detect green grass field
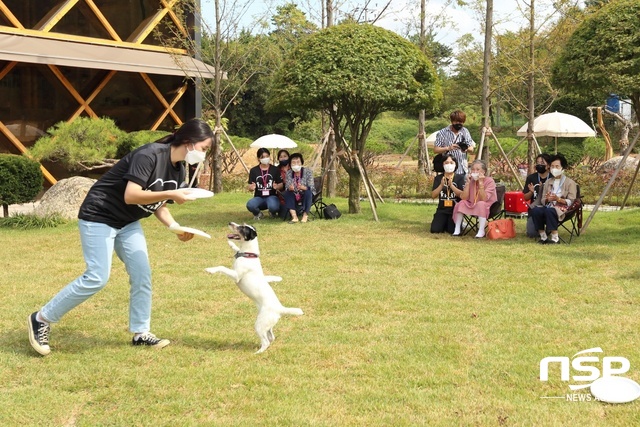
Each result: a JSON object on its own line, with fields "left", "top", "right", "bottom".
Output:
{"left": 1, "top": 193, "right": 639, "bottom": 426}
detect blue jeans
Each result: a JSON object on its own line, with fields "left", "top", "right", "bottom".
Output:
{"left": 246, "top": 196, "right": 280, "bottom": 216}
{"left": 41, "top": 219, "right": 153, "bottom": 333}
{"left": 531, "top": 206, "right": 559, "bottom": 233}
{"left": 284, "top": 190, "right": 313, "bottom": 214}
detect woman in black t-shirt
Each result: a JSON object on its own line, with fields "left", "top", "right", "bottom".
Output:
{"left": 430, "top": 154, "right": 465, "bottom": 234}
{"left": 246, "top": 148, "right": 283, "bottom": 220}
{"left": 27, "top": 119, "right": 214, "bottom": 356}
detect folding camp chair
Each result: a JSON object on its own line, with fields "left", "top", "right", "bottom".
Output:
{"left": 557, "top": 185, "right": 583, "bottom": 244}
{"left": 462, "top": 183, "right": 506, "bottom": 236}
{"left": 311, "top": 175, "right": 327, "bottom": 219}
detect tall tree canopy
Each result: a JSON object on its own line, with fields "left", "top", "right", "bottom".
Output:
{"left": 553, "top": 0, "right": 640, "bottom": 124}
{"left": 269, "top": 23, "right": 440, "bottom": 213}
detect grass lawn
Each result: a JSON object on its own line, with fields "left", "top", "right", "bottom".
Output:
{"left": 1, "top": 193, "right": 639, "bottom": 426}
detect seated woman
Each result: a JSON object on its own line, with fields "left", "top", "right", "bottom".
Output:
{"left": 530, "top": 153, "right": 577, "bottom": 244}
{"left": 284, "top": 152, "right": 315, "bottom": 223}
{"left": 276, "top": 149, "right": 291, "bottom": 218}
{"left": 246, "top": 148, "right": 283, "bottom": 220}
{"left": 430, "top": 154, "right": 465, "bottom": 234}
{"left": 452, "top": 160, "right": 497, "bottom": 238}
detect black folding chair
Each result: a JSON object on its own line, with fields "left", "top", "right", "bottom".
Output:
{"left": 557, "top": 185, "right": 583, "bottom": 244}
{"left": 462, "top": 184, "right": 506, "bottom": 236}
{"left": 311, "top": 176, "right": 327, "bottom": 219}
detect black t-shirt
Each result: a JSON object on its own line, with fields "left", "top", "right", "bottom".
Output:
{"left": 432, "top": 174, "right": 465, "bottom": 214}
{"left": 523, "top": 172, "right": 549, "bottom": 207}
{"left": 248, "top": 165, "right": 282, "bottom": 197}
{"left": 78, "top": 143, "right": 185, "bottom": 228}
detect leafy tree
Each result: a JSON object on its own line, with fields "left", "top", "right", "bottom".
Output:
{"left": 224, "top": 4, "right": 318, "bottom": 137}
{"left": 269, "top": 23, "right": 440, "bottom": 213}
{"left": 553, "top": 0, "right": 640, "bottom": 125}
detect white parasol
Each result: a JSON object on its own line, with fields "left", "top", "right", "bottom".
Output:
{"left": 425, "top": 131, "right": 438, "bottom": 148}
{"left": 250, "top": 134, "right": 298, "bottom": 149}
{"left": 516, "top": 111, "right": 596, "bottom": 153}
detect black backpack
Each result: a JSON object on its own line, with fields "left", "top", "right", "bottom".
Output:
{"left": 323, "top": 204, "right": 341, "bottom": 220}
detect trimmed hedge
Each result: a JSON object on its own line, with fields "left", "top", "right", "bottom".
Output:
{"left": 0, "top": 154, "right": 43, "bottom": 207}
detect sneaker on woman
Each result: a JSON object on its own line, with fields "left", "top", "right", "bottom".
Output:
{"left": 27, "top": 312, "right": 51, "bottom": 356}
{"left": 132, "top": 332, "right": 170, "bottom": 349}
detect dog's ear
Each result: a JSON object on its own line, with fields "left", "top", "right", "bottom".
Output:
{"left": 244, "top": 226, "right": 257, "bottom": 241}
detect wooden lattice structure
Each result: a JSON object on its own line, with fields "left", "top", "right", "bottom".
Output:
{"left": 0, "top": 0, "right": 214, "bottom": 184}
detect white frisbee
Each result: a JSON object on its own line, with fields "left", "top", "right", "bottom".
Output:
{"left": 184, "top": 188, "right": 214, "bottom": 199}
{"left": 169, "top": 225, "right": 211, "bottom": 239}
{"left": 590, "top": 376, "right": 640, "bottom": 404}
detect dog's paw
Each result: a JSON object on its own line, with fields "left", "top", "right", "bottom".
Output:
{"left": 204, "top": 267, "right": 221, "bottom": 275}
{"left": 264, "top": 275, "right": 282, "bottom": 283}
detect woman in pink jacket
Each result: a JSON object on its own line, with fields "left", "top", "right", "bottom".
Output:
{"left": 452, "top": 160, "right": 497, "bottom": 238}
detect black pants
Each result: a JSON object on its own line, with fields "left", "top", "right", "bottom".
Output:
{"left": 531, "top": 206, "right": 559, "bottom": 233}
{"left": 430, "top": 211, "right": 455, "bottom": 234}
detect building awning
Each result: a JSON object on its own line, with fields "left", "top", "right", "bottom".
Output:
{"left": 0, "top": 33, "right": 215, "bottom": 78}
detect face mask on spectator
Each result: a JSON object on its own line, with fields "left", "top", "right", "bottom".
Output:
{"left": 452, "top": 123, "right": 463, "bottom": 131}
{"left": 291, "top": 165, "right": 302, "bottom": 173}
{"left": 260, "top": 157, "right": 270, "bottom": 165}
{"left": 550, "top": 167, "right": 563, "bottom": 177}
{"left": 444, "top": 164, "right": 456, "bottom": 173}
{"left": 535, "top": 164, "right": 547, "bottom": 174}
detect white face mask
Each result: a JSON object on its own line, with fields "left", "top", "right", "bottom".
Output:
{"left": 291, "top": 165, "right": 302, "bottom": 173}
{"left": 260, "top": 157, "right": 271, "bottom": 165}
{"left": 185, "top": 144, "right": 206, "bottom": 165}
{"left": 443, "top": 164, "right": 456, "bottom": 173}
{"left": 470, "top": 172, "right": 480, "bottom": 181}
{"left": 550, "top": 167, "right": 563, "bottom": 177}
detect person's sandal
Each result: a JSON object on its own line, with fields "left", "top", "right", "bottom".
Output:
{"left": 288, "top": 219, "right": 299, "bottom": 224}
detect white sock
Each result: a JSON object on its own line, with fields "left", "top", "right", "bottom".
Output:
{"left": 539, "top": 232, "right": 547, "bottom": 241}
{"left": 453, "top": 213, "right": 463, "bottom": 235}
{"left": 36, "top": 311, "right": 48, "bottom": 324}
{"left": 550, "top": 233, "right": 559, "bottom": 242}
{"left": 476, "top": 217, "right": 487, "bottom": 238}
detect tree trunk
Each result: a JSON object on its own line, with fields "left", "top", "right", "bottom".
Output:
{"left": 481, "top": 0, "right": 493, "bottom": 166}
{"left": 418, "top": 110, "right": 428, "bottom": 174}
{"left": 212, "top": 120, "right": 223, "bottom": 193}
{"left": 212, "top": 0, "right": 223, "bottom": 193}
{"left": 526, "top": 0, "right": 536, "bottom": 173}
{"left": 346, "top": 166, "right": 361, "bottom": 213}
{"left": 417, "top": 0, "right": 428, "bottom": 176}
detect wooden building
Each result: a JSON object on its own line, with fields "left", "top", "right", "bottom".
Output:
{"left": 0, "top": 0, "right": 213, "bottom": 184}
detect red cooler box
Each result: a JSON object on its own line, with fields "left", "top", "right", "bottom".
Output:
{"left": 504, "top": 191, "right": 529, "bottom": 213}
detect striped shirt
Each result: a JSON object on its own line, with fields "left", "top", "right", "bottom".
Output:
{"left": 435, "top": 126, "right": 476, "bottom": 175}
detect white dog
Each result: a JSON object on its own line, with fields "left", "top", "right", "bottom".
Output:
{"left": 205, "top": 222, "right": 303, "bottom": 353}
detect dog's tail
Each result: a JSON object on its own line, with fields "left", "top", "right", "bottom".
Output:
{"left": 280, "top": 306, "right": 304, "bottom": 316}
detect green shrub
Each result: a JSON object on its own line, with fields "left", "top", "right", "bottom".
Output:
{"left": 0, "top": 213, "right": 66, "bottom": 229}
{"left": 0, "top": 154, "right": 43, "bottom": 209}
{"left": 490, "top": 137, "right": 527, "bottom": 159}
{"left": 29, "top": 117, "right": 127, "bottom": 171}
{"left": 555, "top": 141, "right": 584, "bottom": 167}
{"left": 116, "top": 130, "right": 170, "bottom": 158}
{"left": 583, "top": 137, "right": 606, "bottom": 160}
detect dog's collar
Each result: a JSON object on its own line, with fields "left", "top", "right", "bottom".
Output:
{"left": 234, "top": 252, "right": 259, "bottom": 259}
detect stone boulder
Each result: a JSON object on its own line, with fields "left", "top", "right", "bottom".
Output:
{"left": 35, "top": 176, "right": 96, "bottom": 219}
{"left": 599, "top": 156, "right": 639, "bottom": 172}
